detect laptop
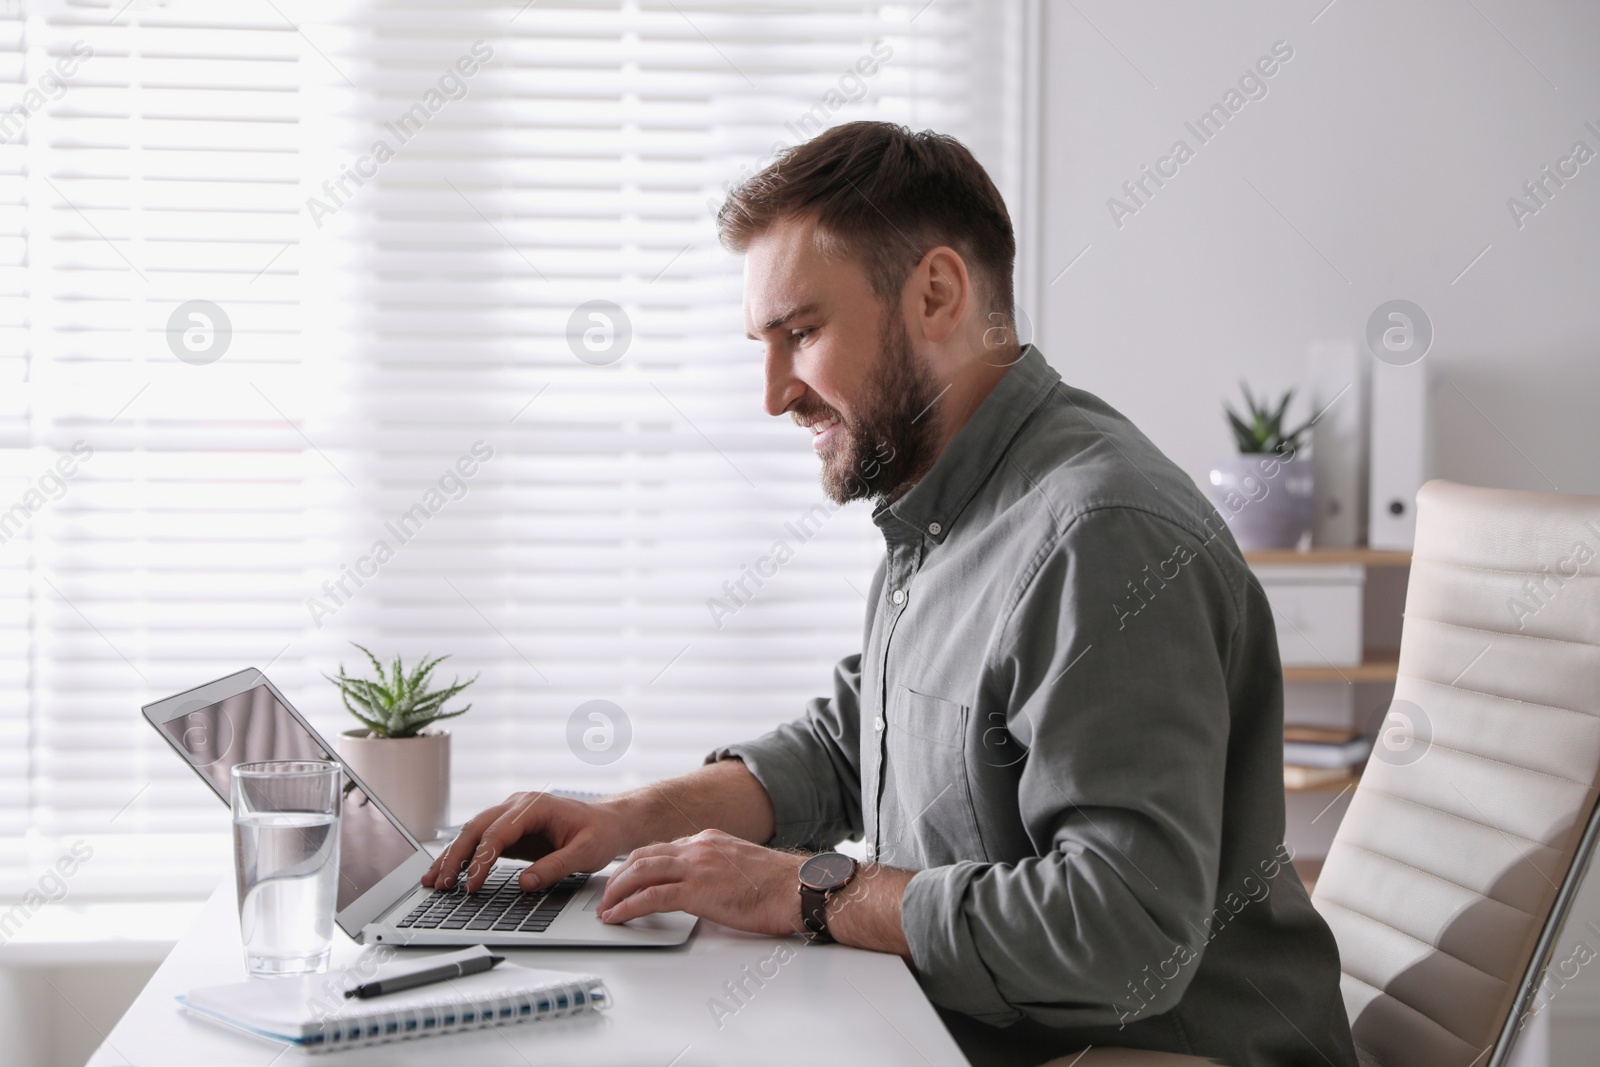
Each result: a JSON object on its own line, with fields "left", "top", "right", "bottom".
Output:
{"left": 143, "top": 667, "right": 697, "bottom": 948}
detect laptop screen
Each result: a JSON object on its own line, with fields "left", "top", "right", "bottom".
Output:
{"left": 159, "top": 684, "right": 420, "bottom": 912}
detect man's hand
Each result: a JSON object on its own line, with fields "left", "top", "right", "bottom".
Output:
{"left": 422, "top": 791, "right": 630, "bottom": 893}
{"left": 597, "top": 829, "right": 808, "bottom": 936}
{"left": 598, "top": 831, "right": 916, "bottom": 957}
{"left": 423, "top": 761, "right": 778, "bottom": 894}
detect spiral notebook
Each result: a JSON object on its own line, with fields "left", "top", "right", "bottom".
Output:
{"left": 178, "top": 946, "right": 608, "bottom": 1052}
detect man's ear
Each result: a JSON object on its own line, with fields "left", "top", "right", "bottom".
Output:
{"left": 909, "top": 246, "right": 971, "bottom": 345}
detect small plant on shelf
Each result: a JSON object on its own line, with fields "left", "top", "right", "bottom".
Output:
{"left": 1224, "top": 381, "right": 1315, "bottom": 456}
{"left": 325, "top": 643, "right": 477, "bottom": 739}
{"left": 1207, "top": 381, "right": 1318, "bottom": 550}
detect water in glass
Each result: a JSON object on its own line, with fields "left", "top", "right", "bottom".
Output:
{"left": 231, "top": 761, "right": 341, "bottom": 977}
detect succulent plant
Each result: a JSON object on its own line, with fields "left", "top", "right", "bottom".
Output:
{"left": 325, "top": 643, "right": 476, "bottom": 739}
{"left": 1224, "top": 381, "right": 1315, "bottom": 456}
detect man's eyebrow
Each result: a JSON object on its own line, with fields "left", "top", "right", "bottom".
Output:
{"left": 746, "top": 303, "right": 820, "bottom": 340}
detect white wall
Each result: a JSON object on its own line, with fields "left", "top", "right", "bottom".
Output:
{"left": 1033, "top": 0, "right": 1600, "bottom": 495}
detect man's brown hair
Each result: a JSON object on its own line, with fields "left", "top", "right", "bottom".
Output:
{"left": 717, "top": 121, "right": 1016, "bottom": 321}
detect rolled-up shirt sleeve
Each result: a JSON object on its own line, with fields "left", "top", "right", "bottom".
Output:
{"left": 706, "top": 650, "right": 866, "bottom": 850}
{"left": 902, "top": 506, "right": 1240, "bottom": 1028}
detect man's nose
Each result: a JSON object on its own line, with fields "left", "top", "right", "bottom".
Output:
{"left": 764, "top": 347, "right": 804, "bottom": 417}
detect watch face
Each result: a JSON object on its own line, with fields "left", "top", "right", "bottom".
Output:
{"left": 800, "top": 851, "right": 856, "bottom": 891}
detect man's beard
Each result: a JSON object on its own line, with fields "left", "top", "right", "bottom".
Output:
{"left": 794, "top": 312, "right": 942, "bottom": 506}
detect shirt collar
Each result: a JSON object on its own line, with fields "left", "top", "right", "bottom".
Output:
{"left": 872, "top": 344, "right": 1060, "bottom": 545}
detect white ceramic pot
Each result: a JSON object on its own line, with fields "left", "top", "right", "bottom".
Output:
{"left": 1206, "top": 452, "right": 1316, "bottom": 550}
{"left": 337, "top": 728, "right": 450, "bottom": 842}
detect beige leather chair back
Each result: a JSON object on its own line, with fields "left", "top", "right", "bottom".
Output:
{"left": 1313, "top": 480, "right": 1600, "bottom": 1067}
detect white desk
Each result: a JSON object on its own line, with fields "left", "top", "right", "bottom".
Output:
{"left": 88, "top": 881, "right": 970, "bottom": 1066}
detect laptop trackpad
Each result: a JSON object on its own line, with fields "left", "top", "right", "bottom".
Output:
{"left": 573, "top": 879, "right": 603, "bottom": 912}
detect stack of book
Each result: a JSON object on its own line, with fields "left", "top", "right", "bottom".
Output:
{"left": 1282, "top": 727, "right": 1374, "bottom": 789}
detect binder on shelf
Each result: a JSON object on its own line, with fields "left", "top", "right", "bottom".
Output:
{"left": 1367, "top": 358, "right": 1431, "bottom": 550}
{"left": 1306, "top": 340, "right": 1367, "bottom": 548}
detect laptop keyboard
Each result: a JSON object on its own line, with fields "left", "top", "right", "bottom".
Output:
{"left": 396, "top": 869, "right": 590, "bottom": 934}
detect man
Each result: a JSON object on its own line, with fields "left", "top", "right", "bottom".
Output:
{"left": 425, "top": 122, "right": 1357, "bottom": 1066}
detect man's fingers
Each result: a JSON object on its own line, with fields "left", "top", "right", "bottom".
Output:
{"left": 434, "top": 830, "right": 489, "bottom": 888}
{"left": 518, "top": 844, "right": 587, "bottom": 892}
{"left": 599, "top": 853, "right": 682, "bottom": 912}
{"left": 460, "top": 830, "right": 513, "bottom": 893}
{"left": 617, "top": 840, "right": 676, "bottom": 865}
{"left": 594, "top": 842, "right": 670, "bottom": 905}
{"left": 461, "top": 794, "right": 562, "bottom": 892}
{"left": 426, "top": 801, "right": 513, "bottom": 887}
{"left": 424, "top": 839, "right": 461, "bottom": 881}
{"left": 428, "top": 833, "right": 478, "bottom": 889}
{"left": 600, "top": 882, "right": 680, "bottom": 925}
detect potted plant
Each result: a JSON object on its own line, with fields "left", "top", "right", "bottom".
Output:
{"left": 1207, "top": 383, "right": 1316, "bottom": 551}
{"left": 327, "top": 644, "right": 476, "bottom": 842}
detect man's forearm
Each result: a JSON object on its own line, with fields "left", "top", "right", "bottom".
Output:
{"left": 602, "top": 757, "right": 776, "bottom": 851}
{"left": 827, "top": 862, "right": 913, "bottom": 958}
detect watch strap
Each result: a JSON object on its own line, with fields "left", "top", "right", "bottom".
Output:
{"left": 801, "top": 883, "right": 834, "bottom": 942}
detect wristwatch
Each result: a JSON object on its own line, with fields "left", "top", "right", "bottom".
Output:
{"left": 798, "top": 851, "right": 859, "bottom": 943}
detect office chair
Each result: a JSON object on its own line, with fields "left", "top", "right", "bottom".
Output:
{"left": 1054, "top": 480, "right": 1600, "bottom": 1067}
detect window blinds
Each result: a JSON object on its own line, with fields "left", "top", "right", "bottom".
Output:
{"left": 1, "top": 0, "right": 1026, "bottom": 900}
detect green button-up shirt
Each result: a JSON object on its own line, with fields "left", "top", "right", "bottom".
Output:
{"left": 710, "top": 346, "right": 1357, "bottom": 1066}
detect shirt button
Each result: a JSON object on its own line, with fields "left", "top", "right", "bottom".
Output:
{"left": 874, "top": 715, "right": 885, "bottom": 732}
{"left": 865, "top": 842, "right": 877, "bottom": 860}
{"left": 928, "top": 522, "right": 942, "bottom": 536}
{"left": 891, "top": 589, "right": 907, "bottom": 605}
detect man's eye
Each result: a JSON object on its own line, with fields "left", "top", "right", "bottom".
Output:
{"left": 790, "top": 327, "right": 814, "bottom": 343}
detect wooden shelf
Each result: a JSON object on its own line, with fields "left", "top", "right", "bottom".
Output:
{"left": 1284, "top": 767, "right": 1362, "bottom": 793}
{"left": 1282, "top": 652, "right": 1399, "bottom": 683}
{"left": 1245, "top": 547, "right": 1412, "bottom": 567}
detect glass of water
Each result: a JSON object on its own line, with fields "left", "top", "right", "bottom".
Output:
{"left": 231, "top": 760, "right": 341, "bottom": 977}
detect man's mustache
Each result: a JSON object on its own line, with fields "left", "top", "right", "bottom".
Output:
{"left": 790, "top": 399, "right": 847, "bottom": 430}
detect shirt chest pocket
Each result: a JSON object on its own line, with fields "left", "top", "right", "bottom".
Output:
{"left": 883, "top": 687, "right": 986, "bottom": 866}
